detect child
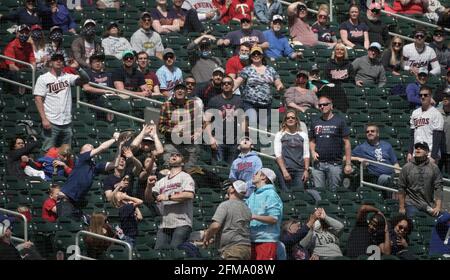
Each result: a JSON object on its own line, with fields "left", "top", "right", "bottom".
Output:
{"left": 42, "top": 184, "right": 60, "bottom": 222}
{"left": 111, "top": 187, "right": 143, "bottom": 247}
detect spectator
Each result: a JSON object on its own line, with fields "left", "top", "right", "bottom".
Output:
{"left": 205, "top": 76, "right": 243, "bottom": 164}
{"left": 37, "top": 144, "right": 74, "bottom": 181}
{"left": 389, "top": 214, "right": 417, "bottom": 259}
{"left": 136, "top": 51, "right": 161, "bottom": 96}
{"left": 233, "top": 46, "right": 284, "bottom": 132}
{"left": 339, "top": 5, "right": 369, "bottom": 49}
{"left": 324, "top": 42, "right": 354, "bottom": 84}
{"left": 111, "top": 187, "right": 143, "bottom": 247}
{"left": 0, "top": 218, "right": 42, "bottom": 260}
{"left": 156, "top": 48, "right": 184, "bottom": 97}
{"left": 103, "top": 144, "right": 143, "bottom": 202}
{"left": 287, "top": 1, "right": 318, "bottom": 47}
{"left": 346, "top": 204, "right": 391, "bottom": 258}
{"left": 263, "top": 15, "right": 302, "bottom": 61}
{"left": 229, "top": 136, "right": 262, "bottom": 197}
{"left": 172, "top": 0, "right": 206, "bottom": 33}
{"left": 434, "top": 67, "right": 450, "bottom": 104}
{"left": 102, "top": 21, "right": 132, "bottom": 60}
{"left": 360, "top": 1, "right": 389, "bottom": 47}
{"left": 225, "top": 42, "right": 250, "bottom": 80}
{"left": 406, "top": 67, "right": 430, "bottom": 109}
{"left": 408, "top": 86, "right": 444, "bottom": 163}
{"left": 151, "top": 0, "right": 182, "bottom": 34}
{"left": 30, "top": 24, "right": 47, "bottom": 71}
{"left": 56, "top": 132, "right": 121, "bottom": 220}
{"left": 429, "top": 28, "right": 450, "bottom": 75}
{"left": 7, "top": 135, "right": 41, "bottom": 179}
{"left": 182, "top": 0, "right": 219, "bottom": 22}
{"left": 112, "top": 50, "right": 150, "bottom": 97}
{"left": 403, "top": 27, "right": 441, "bottom": 76}
{"left": 254, "top": 0, "right": 283, "bottom": 24}
{"left": 203, "top": 180, "right": 252, "bottom": 260}
{"left": 228, "top": 0, "right": 255, "bottom": 22}
{"left": 274, "top": 110, "right": 312, "bottom": 194}
{"left": 84, "top": 212, "right": 114, "bottom": 259}
{"left": 217, "top": 14, "right": 269, "bottom": 55}
{"left": 428, "top": 211, "right": 450, "bottom": 255}
{"left": 381, "top": 36, "right": 404, "bottom": 75}
{"left": 309, "top": 95, "right": 352, "bottom": 191}
{"left": 33, "top": 53, "right": 90, "bottom": 151}
{"left": 96, "top": 0, "right": 121, "bottom": 9}
{"left": 399, "top": 142, "right": 443, "bottom": 218}
{"left": 351, "top": 123, "right": 400, "bottom": 188}
{"left": 145, "top": 152, "right": 196, "bottom": 249}
{"left": 159, "top": 83, "right": 203, "bottom": 169}
{"left": 213, "top": 0, "right": 231, "bottom": 24}
{"left": 300, "top": 208, "right": 344, "bottom": 260}
{"left": 187, "top": 34, "right": 222, "bottom": 84}
{"left": 45, "top": 26, "right": 74, "bottom": 67}
{"left": 184, "top": 76, "right": 203, "bottom": 110}
{"left": 71, "top": 19, "right": 103, "bottom": 69}
{"left": 280, "top": 215, "right": 315, "bottom": 260}
{"left": 246, "top": 167, "right": 283, "bottom": 260}
{"left": 352, "top": 42, "right": 387, "bottom": 88}
{"left": 0, "top": 0, "right": 42, "bottom": 26}
{"left": 438, "top": 92, "right": 450, "bottom": 174}
{"left": 40, "top": 0, "right": 76, "bottom": 34}
{"left": 132, "top": 12, "right": 164, "bottom": 59}
{"left": 42, "top": 184, "right": 60, "bottom": 222}
{"left": 311, "top": 4, "right": 337, "bottom": 48}
{"left": 385, "top": 0, "right": 429, "bottom": 14}
{"left": 284, "top": 71, "right": 318, "bottom": 113}
{"left": 196, "top": 67, "right": 225, "bottom": 106}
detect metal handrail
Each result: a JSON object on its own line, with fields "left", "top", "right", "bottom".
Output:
{"left": 75, "top": 230, "right": 133, "bottom": 260}
{"left": 0, "top": 54, "right": 35, "bottom": 91}
{"left": 381, "top": 10, "right": 450, "bottom": 33}
{"left": 0, "top": 208, "right": 28, "bottom": 242}
{"left": 86, "top": 82, "right": 164, "bottom": 105}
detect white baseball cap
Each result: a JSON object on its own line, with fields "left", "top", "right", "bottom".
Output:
{"left": 368, "top": 42, "right": 382, "bottom": 52}
{"left": 418, "top": 67, "right": 428, "bottom": 75}
{"left": 83, "top": 19, "right": 96, "bottom": 27}
{"left": 232, "top": 180, "right": 248, "bottom": 195}
{"left": 259, "top": 168, "right": 276, "bottom": 184}
{"left": 272, "top": 15, "right": 284, "bottom": 22}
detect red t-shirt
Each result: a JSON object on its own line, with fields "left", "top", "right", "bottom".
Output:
{"left": 225, "top": 55, "right": 245, "bottom": 76}
{"left": 229, "top": 0, "right": 254, "bottom": 21}
{"left": 2, "top": 38, "right": 35, "bottom": 68}
{"left": 143, "top": 71, "right": 160, "bottom": 93}
{"left": 385, "top": 0, "right": 426, "bottom": 14}
{"left": 42, "top": 198, "right": 57, "bottom": 222}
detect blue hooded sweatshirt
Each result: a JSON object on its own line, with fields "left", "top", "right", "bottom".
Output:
{"left": 246, "top": 184, "right": 283, "bottom": 243}
{"left": 229, "top": 151, "right": 262, "bottom": 197}
{"left": 429, "top": 211, "right": 450, "bottom": 256}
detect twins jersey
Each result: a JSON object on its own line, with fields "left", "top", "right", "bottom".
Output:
{"left": 410, "top": 106, "right": 444, "bottom": 152}
{"left": 402, "top": 43, "right": 440, "bottom": 75}
{"left": 182, "top": 0, "right": 216, "bottom": 20}
{"left": 33, "top": 71, "right": 79, "bottom": 126}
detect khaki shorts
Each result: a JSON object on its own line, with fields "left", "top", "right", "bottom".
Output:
{"left": 221, "top": 244, "right": 251, "bottom": 260}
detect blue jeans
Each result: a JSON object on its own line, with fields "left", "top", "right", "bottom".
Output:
{"left": 155, "top": 225, "right": 192, "bottom": 250}
{"left": 41, "top": 122, "right": 73, "bottom": 152}
{"left": 405, "top": 204, "right": 420, "bottom": 218}
{"left": 278, "top": 168, "right": 304, "bottom": 192}
{"left": 56, "top": 197, "right": 82, "bottom": 221}
{"left": 311, "top": 162, "right": 342, "bottom": 192}
{"left": 216, "top": 144, "right": 237, "bottom": 165}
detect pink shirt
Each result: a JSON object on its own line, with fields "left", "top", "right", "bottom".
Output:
{"left": 289, "top": 17, "right": 318, "bottom": 47}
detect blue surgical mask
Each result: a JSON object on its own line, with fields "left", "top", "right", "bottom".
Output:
{"left": 19, "top": 34, "right": 30, "bottom": 43}
{"left": 239, "top": 54, "right": 249, "bottom": 61}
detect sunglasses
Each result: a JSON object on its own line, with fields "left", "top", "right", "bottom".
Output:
{"left": 285, "top": 116, "right": 297, "bottom": 120}
{"left": 419, "top": 94, "right": 430, "bottom": 97}
{"left": 366, "top": 129, "right": 376, "bottom": 133}
{"left": 318, "top": 103, "right": 330, "bottom": 108}
{"left": 415, "top": 34, "right": 425, "bottom": 39}
{"left": 371, "top": 8, "right": 380, "bottom": 13}
{"left": 185, "top": 81, "right": 196, "bottom": 86}
{"left": 123, "top": 56, "right": 134, "bottom": 61}
{"left": 164, "top": 54, "right": 174, "bottom": 60}
{"left": 222, "top": 81, "right": 233, "bottom": 85}
{"left": 298, "top": 6, "right": 307, "bottom": 11}
{"left": 142, "top": 18, "right": 152, "bottom": 22}
{"left": 251, "top": 52, "right": 262, "bottom": 56}
{"left": 241, "top": 19, "right": 251, "bottom": 23}
{"left": 393, "top": 42, "right": 402, "bottom": 46}
{"left": 170, "top": 153, "right": 182, "bottom": 157}
{"left": 434, "top": 33, "right": 443, "bottom": 37}
{"left": 318, "top": 15, "right": 327, "bottom": 19}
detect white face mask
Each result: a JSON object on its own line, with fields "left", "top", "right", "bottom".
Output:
{"left": 313, "top": 220, "right": 321, "bottom": 231}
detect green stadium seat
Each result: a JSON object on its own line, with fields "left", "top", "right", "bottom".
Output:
{"left": 57, "top": 217, "right": 84, "bottom": 232}
{"left": 134, "top": 245, "right": 160, "bottom": 260}
{"left": 104, "top": 244, "right": 132, "bottom": 260}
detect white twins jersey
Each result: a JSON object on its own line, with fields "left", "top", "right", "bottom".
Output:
{"left": 182, "top": 0, "right": 215, "bottom": 13}
{"left": 410, "top": 106, "right": 444, "bottom": 152}
{"left": 403, "top": 43, "right": 438, "bottom": 70}
{"left": 33, "top": 71, "right": 79, "bottom": 126}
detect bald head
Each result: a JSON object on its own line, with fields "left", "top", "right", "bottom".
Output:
{"left": 80, "top": 144, "right": 94, "bottom": 154}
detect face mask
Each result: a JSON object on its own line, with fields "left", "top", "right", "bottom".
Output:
{"left": 313, "top": 220, "right": 321, "bottom": 231}
{"left": 200, "top": 50, "right": 211, "bottom": 58}
{"left": 239, "top": 54, "right": 249, "bottom": 61}
{"left": 19, "top": 34, "right": 30, "bottom": 43}
{"left": 84, "top": 27, "right": 96, "bottom": 38}
{"left": 50, "top": 32, "right": 63, "bottom": 42}
{"left": 31, "top": 30, "right": 42, "bottom": 41}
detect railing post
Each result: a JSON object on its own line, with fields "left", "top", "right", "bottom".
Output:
{"left": 329, "top": 0, "right": 333, "bottom": 22}
{"left": 0, "top": 208, "right": 28, "bottom": 242}
{"left": 75, "top": 230, "right": 133, "bottom": 260}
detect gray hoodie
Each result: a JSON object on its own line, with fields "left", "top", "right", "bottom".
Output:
{"left": 398, "top": 158, "right": 443, "bottom": 210}
{"left": 352, "top": 55, "right": 387, "bottom": 88}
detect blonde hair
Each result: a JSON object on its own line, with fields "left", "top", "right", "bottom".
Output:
{"left": 389, "top": 36, "right": 404, "bottom": 67}
{"left": 331, "top": 42, "right": 349, "bottom": 60}
{"left": 318, "top": 4, "right": 329, "bottom": 15}
{"left": 280, "top": 109, "right": 301, "bottom": 132}
{"left": 58, "top": 144, "right": 71, "bottom": 157}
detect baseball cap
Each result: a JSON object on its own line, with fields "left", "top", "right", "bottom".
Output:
{"left": 122, "top": 50, "right": 135, "bottom": 59}
{"left": 0, "top": 217, "right": 13, "bottom": 238}
{"left": 311, "top": 64, "right": 320, "bottom": 73}
{"left": 259, "top": 168, "right": 276, "bottom": 184}
{"left": 297, "top": 69, "right": 309, "bottom": 77}
{"left": 368, "top": 42, "right": 382, "bottom": 52}
{"left": 163, "top": 48, "right": 175, "bottom": 56}
{"left": 240, "top": 14, "right": 252, "bottom": 22}
{"left": 141, "top": 11, "right": 151, "bottom": 19}
{"left": 83, "top": 19, "right": 96, "bottom": 27}
{"left": 272, "top": 14, "right": 284, "bottom": 23}
{"left": 174, "top": 82, "right": 187, "bottom": 90}
{"left": 143, "top": 135, "right": 154, "bottom": 141}
{"left": 17, "top": 24, "right": 30, "bottom": 33}
{"left": 89, "top": 52, "right": 106, "bottom": 62}
{"left": 418, "top": 67, "right": 428, "bottom": 75}
{"left": 231, "top": 180, "right": 247, "bottom": 195}
{"left": 49, "top": 26, "right": 63, "bottom": 33}
{"left": 50, "top": 52, "right": 65, "bottom": 61}
{"left": 31, "top": 24, "right": 42, "bottom": 31}
{"left": 250, "top": 46, "right": 263, "bottom": 55}
{"left": 414, "top": 142, "right": 430, "bottom": 151}
{"left": 107, "top": 21, "right": 119, "bottom": 30}
{"left": 212, "top": 67, "right": 225, "bottom": 75}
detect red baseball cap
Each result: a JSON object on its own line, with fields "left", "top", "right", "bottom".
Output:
{"left": 31, "top": 24, "right": 42, "bottom": 31}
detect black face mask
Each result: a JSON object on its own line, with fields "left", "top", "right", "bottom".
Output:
{"left": 49, "top": 31, "right": 63, "bottom": 42}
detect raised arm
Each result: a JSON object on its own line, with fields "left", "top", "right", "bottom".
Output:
{"left": 90, "top": 132, "right": 120, "bottom": 157}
